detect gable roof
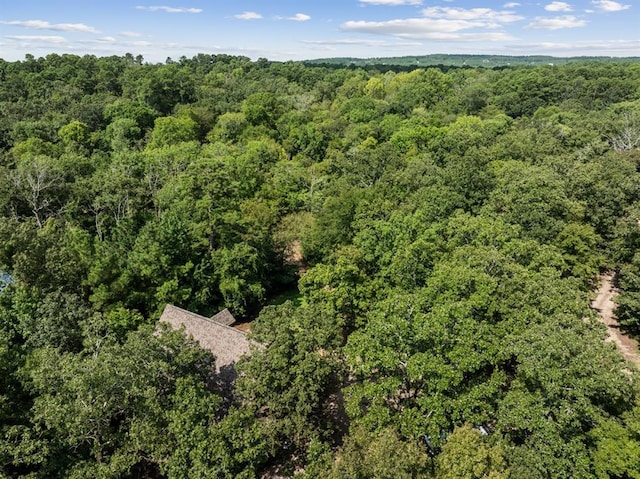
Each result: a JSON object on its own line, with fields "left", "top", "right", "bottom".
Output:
{"left": 159, "top": 304, "right": 252, "bottom": 381}
{"left": 211, "top": 308, "right": 236, "bottom": 326}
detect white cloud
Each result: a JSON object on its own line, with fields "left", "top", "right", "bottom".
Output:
{"left": 130, "top": 41, "right": 154, "bottom": 47}
{"left": 420, "top": 7, "right": 524, "bottom": 24}
{"left": 526, "top": 15, "right": 587, "bottom": 29}
{"left": 5, "top": 35, "right": 67, "bottom": 44}
{"left": 341, "top": 6, "right": 523, "bottom": 41}
{"left": 359, "top": 0, "right": 423, "bottom": 5}
{"left": 425, "top": 32, "right": 515, "bottom": 41}
{"left": 135, "top": 6, "right": 202, "bottom": 13}
{"left": 343, "top": 18, "right": 485, "bottom": 37}
{"left": 79, "top": 38, "right": 153, "bottom": 47}
{"left": 120, "top": 31, "right": 143, "bottom": 38}
{"left": 303, "top": 39, "right": 422, "bottom": 47}
{"left": 0, "top": 20, "right": 99, "bottom": 33}
{"left": 503, "top": 2, "right": 520, "bottom": 7}
{"left": 277, "top": 13, "right": 311, "bottom": 22}
{"left": 234, "top": 11, "right": 263, "bottom": 20}
{"left": 545, "top": 2, "right": 573, "bottom": 12}
{"left": 342, "top": 19, "right": 517, "bottom": 40}
{"left": 591, "top": 0, "right": 630, "bottom": 11}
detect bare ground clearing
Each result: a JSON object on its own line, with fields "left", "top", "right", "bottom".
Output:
{"left": 591, "top": 272, "right": 640, "bottom": 366}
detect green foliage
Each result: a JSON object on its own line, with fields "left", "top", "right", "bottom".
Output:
{"left": 591, "top": 400, "right": 640, "bottom": 479}
{"left": 21, "top": 325, "right": 217, "bottom": 477}
{"left": 148, "top": 115, "right": 198, "bottom": 148}
{"left": 436, "top": 424, "right": 509, "bottom": 479}
{"left": 237, "top": 301, "right": 345, "bottom": 461}
{"left": 616, "top": 257, "right": 640, "bottom": 334}
{"left": 485, "top": 160, "right": 579, "bottom": 243}
{"left": 208, "top": 112, "right": 248, "bottom": 143}
{"left": 128, "top": 63, "right": 195, "bottom": 114}
{"left": 164, "top": 381, "right": 268, "bottom": 479}
{"left": 303, "top": 187, "right": 361, "bottom": 260}
{"left": 103, "top": 98, "right": 157, "bottom": 130}
{"left": 300, "top": 246, "right": 373, "bottom": 328}
{"left": 58, "top": 120, "right": 90, "bottom": 154}
{"left": 496, "top": 316, "right": 635, "bottom": 477}
{"left": 213, "top": 242, "right": 265, "bottom": 315}
{"left": 1, "top": 54, "right": 640, "bottom": 478}
{"left": 105, "top": 117, "right": 141, "bottom": 152}
{"left": 387, "top": 68, "right": 452, "bottom": 115}
{"left": 242, "top": 92, "right": 283, "bottom": 130}
{"left": 326, "top": 426, "right": 431, "bottom": 479}
{"left": 11, "top": 286, "right": 88, "bottom": 352}
{"left": 554, "top": 222, "right": 603, "bottom": 284}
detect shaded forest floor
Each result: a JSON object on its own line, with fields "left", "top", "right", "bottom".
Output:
{"left": 591, "top": 272, "right": 640, "bottom": 366}
{"left": 232, "top": 242, "right": 307, "bottom": 334}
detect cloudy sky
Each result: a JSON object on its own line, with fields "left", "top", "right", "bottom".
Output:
{"left": 0, "top": 0, "right": 637, "bottom": 62}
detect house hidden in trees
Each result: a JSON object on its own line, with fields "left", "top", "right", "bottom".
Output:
{"left": 159, "top": 304, "right": 252, "bottom": 382}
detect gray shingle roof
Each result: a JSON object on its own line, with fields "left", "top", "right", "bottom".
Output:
{"left": 211, "top": 308, "right": 236, "bottom": 326}
{"left": 159, "top": 304, "right": 252, "bottom": 381}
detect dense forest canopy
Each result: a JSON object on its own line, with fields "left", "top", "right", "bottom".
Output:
{"left": 1, "top": 52, "right": 640, "bottom": 478}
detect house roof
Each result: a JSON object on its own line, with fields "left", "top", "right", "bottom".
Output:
{"left": 211, "top": 308, "right": 236, "bottom": 326}
{"left": 159, "top": 304, "right": 252, "bottom": 381}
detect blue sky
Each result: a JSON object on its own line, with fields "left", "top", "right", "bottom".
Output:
{"left": 0, "top": 0, "right": 637, "bottom": 62}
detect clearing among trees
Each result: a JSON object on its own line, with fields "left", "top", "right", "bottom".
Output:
{"left": 591, "top": 272, "right": 640, "bottom": 366}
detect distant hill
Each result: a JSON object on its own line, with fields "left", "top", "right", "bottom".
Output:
{"left": 304, "top": 54, "right": 640, "bottom": 68}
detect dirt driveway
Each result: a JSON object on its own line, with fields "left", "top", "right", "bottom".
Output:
{"left": 591, "top": 272, "right": 640, "bottom": 366}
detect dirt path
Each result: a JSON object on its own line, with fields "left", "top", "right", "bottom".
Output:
{"left": 590, "top": 272, "right": 640, "bottom": 365}
{"left": 284, "top": 239, "right": 308, "bottom": 276}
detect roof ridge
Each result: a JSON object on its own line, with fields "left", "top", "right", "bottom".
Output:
{"left": 163, "top": 304, "right": 247, "bottom": 336}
